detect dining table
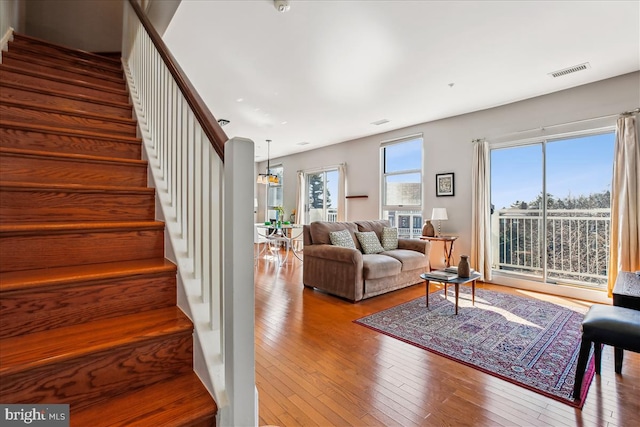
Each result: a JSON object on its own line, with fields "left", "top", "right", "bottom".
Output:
{"left": 256, "top": 223, "right": 304, "bottom": 265}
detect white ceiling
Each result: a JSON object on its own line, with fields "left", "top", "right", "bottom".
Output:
{"left": 163, "top": 1, "right": 640, "bottom": 161}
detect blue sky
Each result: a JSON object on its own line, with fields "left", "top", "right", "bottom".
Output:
{"left": 491, "top": 132, "right": 615, "bottom": 209}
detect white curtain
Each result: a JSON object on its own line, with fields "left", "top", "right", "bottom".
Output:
{"left": 471, "top": 139, "right": 492, "bottom": 280}
{"left": 295, "top": 170, "right": 305, "bottom": 224}
{"left": 337, "top": 163, "right": 347, "bottom": 221}
{"left": 607, "top": 113, "right": 640, "bottom": 296}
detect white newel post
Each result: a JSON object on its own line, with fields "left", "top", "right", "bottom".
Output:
{"left": 223, "top": 137, "right": 258, "bottom": 427}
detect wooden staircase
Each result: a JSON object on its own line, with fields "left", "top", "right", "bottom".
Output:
{"left": 0, "top": 33, "right": 217, "bottom": 426}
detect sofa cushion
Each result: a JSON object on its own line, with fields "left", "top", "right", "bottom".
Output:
{"left": 355, "top": 231, "right": 385, "bottom": 254}
{"left": 381, "top": 227, "right": 398, "bottom": 250}
{"left": 355, "top": 220, "right": 390, "bottom": 240}
{"left": 383, "top": 249, "right": 428, "bottom": 271}
{"left": 329, "top": 229, "right": 356, "bottom": 249}
{"left": 309, "top": 221, "right": 361, "bottom": 251}
{"left": 362, "top": 254, "right": 402, "bottom": 279}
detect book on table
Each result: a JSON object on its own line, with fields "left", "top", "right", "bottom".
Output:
{"left": 423, "top": 270, "right": 458, "bottom": 280}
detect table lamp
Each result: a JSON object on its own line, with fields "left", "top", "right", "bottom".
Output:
{"left": 431, "top": 208, "right": 448, "bottom": 237}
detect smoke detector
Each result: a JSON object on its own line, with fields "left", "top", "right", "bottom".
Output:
{"left": 274, "top": 0, "right": 290, "bottom": 13}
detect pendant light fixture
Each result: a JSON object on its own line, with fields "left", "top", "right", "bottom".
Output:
{"left": 257, "top": 140, "right": 280, "bottom": 185}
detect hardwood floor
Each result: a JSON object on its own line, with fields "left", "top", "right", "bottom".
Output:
{"left": 254, "top": 252, "right": 639, "bottom": 426}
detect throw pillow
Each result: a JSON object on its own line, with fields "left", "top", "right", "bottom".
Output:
{"left": 329, "top": 229, "right": 356, "bottom": 249}
{"left": 381, "top": 227, "right": 398, "bottom": 251}
{"left": 355, "top": 231, "right": 384, "bottom": 254}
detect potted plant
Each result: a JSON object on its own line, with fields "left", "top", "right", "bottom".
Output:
{"left": 274, "top": 206, "right": 285, "bottom": 227}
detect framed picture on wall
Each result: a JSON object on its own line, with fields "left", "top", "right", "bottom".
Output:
{"left": 436, "top": 173, "right": 455, "bottom": 197}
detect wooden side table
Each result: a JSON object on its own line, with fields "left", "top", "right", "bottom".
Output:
{"left": 420, "top": 236, "right": 458, "bottom": 268}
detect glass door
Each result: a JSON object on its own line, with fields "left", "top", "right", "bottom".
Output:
{"left": 491, "top": 144, "right": 544, "bottom": 281}
{"left": 306, "top": 170, "right": 339, "bottom": 223}
{"left": 544, "top": 134, "right": 614, "bottom": 286}
{"left": 490, "top": 131, "right": 615, "bottom": 288}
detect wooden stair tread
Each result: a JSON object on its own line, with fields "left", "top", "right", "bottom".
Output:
{"left": 0, "top": 181, "right": 154, "bottom": 193}
{"left": 3, "top": 50, "right": 125, "bottom": 85}
{"left": 12, "top": 33, "right": 122, "bottom": 68}
{"left": 0, "top": 99, "right": 136, "bottom": 125}
{"left": 72, "top": 372, "right": 216, "bottom": 427}
{"left": 0, "top": 306, "right": 192, "bottom": 375}
{"left": 1, "top": 31, "right": 217, "bottom": 423}
{"left": 0, "top": 64, "right": 128, "bottom": 97}
{"left": 1, "top": 52, "right": 126, "bottom": 91}
{"left": 0, "top": 220, "right": 164, "bottom": 234}
{"left": 8, "top": 43, "right": 123, "bottom": 75}
{"left": 0, "top": 258, "right": 176, "bottom": 292}
{"left": 0, "top": 80, "right": 132, "bottom": 109}
{"left": 0, "top": 119, "right": 141, "bottom": 144}
{"left": 0, "top": 146, "right": 147, "bottom": 166}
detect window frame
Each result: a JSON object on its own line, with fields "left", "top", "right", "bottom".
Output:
{"left": 489, "top": 126, "right": 616, "bottom": 289}
{"left": 299, "top": 164, "right": 345, "bottom": 224}
{"left": 380, "top": 135, "right": 424, "bottom": 238}
{"left": 266, "top": 164, "right": 284, "bottom": 221}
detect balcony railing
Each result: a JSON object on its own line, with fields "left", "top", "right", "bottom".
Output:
{"left": 492, "top": 208, "right": 610, "bottom": 288}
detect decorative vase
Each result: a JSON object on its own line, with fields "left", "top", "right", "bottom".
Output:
{"left": 422, "top": 220, "right": 435, "bottom": 237}
{"left": 458, "top": 255, "right": 470, "bottom": 278}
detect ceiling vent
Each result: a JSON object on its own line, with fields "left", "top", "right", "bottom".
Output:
{"left": 371, "top": 119, "right": 390, "bottom": 126}
{"left": 548, "top": 62, "right": 591, "bottom": 78}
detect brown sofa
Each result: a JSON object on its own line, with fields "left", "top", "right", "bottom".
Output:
{"left": 302, "top": 220, "right": 431, "bottom": 302}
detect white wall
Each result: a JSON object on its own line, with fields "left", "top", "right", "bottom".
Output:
{"left": 23, "top": 0, "right": 122, "bottom": 52}
{"left": 145, "top": 0, "right": 181, "bottom": 37}
{"left": 258, "top": 72, "right": 640, "bottom": 265}
{"left": 1, "top": 0, "right": 25, "bottom": 42}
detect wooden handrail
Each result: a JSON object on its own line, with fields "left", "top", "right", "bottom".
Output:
{"left": 127, "top": 0, "right": 227, "bottom": 160}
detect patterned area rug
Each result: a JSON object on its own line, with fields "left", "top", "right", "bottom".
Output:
{"left": 355, "top": 287, "right": 595, "bottom": 407}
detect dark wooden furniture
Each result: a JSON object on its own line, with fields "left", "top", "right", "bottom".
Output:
{"left": 572, "top": 304, "right": 640, "bottom": 400}
{"left": 420, "top": 235, "right": 458, "bottom": 267}
{"left": 574, "top": 272, "right": 640, "bottom": 400}
{"left": 613, "top": 271, "right": 640, "bottom": 310}
{"left": 420, "top": 271, "right": 482, "bottom": 315}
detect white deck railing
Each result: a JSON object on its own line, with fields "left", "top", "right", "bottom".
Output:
{"left": 122, "top": 1, "right": 256, "bottom": 426}
{"left": 492, "top": 208, "right": 610, "bottom": 287}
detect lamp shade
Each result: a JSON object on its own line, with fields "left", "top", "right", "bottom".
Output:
{"left": 256, "top": 139, "right": 280, "bottom": 185}
{"left": 431, "top": 208, "right": 448, "bottom": 221}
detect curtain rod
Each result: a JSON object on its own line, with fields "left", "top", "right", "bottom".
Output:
{"left": 621, "top": 107, "right": 640, "bottom": 116}
{"left": 297, "top": 163, "right": 345, "bottom": 174}
{"left": 473, "top": 107, "right": 639, "bottom": 142}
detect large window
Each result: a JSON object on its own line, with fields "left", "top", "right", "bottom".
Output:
{"left": 381, "top": 136, "right": 423, "bottom": 238}
{"left": 490, "top": 131, "right": 615, "bottom": 289}
{"left": 266, "top": 165, "right": 283, "bottom": 221}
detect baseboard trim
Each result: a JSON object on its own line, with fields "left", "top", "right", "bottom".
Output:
{"left": 489, "top": 272, "right": 610, "bottom": 304}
